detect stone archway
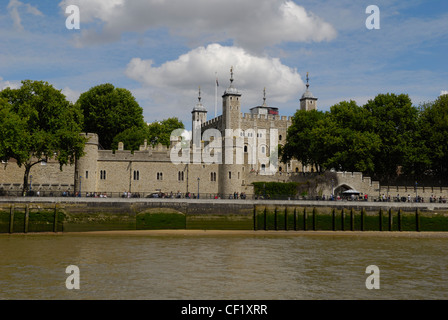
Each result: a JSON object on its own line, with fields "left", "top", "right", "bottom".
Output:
{"left": 334, "top": 184, "right": 353, "bottom": 197}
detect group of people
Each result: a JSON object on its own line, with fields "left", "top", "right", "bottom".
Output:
{"left": 229, "top": 192, "right": 247, "bottom": 199}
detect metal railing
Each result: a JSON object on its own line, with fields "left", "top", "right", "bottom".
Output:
{"left": 0, "top": 189, "right": 446, "bottom": 203}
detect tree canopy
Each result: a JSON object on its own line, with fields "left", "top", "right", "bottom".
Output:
{"left": 76, "top": 83, "right": 145, "bottom": 150}
{"left": 282, "top": 93, "right": 448, "bottom": 182}
{"left": 111, "top": 117, "right": 185, "bottom": 152}
{"left": 0, "top": 80, "right": 86, "bottom": 195}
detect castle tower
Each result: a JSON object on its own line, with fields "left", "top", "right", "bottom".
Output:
{"left": 300, "top": 72, "right": 318, "bottom": 111}
{"left": 75, "top": 133, "right": 99, "bottom": 194}
{"left": 191, "top": 87, "right": 207, "bottom": 147}
{"left": 219, "top": 67, "right": 243, "bottom": 198}
{"left": 222, "top": 66, "right": 242, "bottom": 131}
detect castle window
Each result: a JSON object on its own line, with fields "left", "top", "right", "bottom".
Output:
{"left": 85, "top": 171, "right": 89, "bottom": 179}
{"left": 228, "top": 171, "right": 231, "bottom": 179}
{"left": 100, "top": 170, "right": 107, "bottom": 180}
{"left": 211, "top": 172, "right": 217, "bottom": 182}
{"left": 157, "top": 172, "right": 163, "bottom": 180}
{"left": 244, "top": 145, "right": 248, "bottom": 153}
{"left": 279, "top": 135, "right": 282, "bottom": 141}
{"left": 261, "top": 146, "right": 266, "bottom": 154}
{"left": 133, "top": 170, "right": 140, "bottom": 181}
{"left": 178, "top": 171, "right": 184, "bottom": 181}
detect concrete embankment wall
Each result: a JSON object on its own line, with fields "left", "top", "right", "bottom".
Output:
{"left": 1, "top": 198, "right": 448, "bottom": 233}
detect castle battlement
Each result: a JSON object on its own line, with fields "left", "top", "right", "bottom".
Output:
{"left": 203, "top": 115, "right": 222, "bottom": 128}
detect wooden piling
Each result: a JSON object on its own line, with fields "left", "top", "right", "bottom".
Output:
{"left": 9, "top": 205, "right": 14, "bottom": 234}
{"left": 24, "top": 204, "right": 30, "bottom": 233}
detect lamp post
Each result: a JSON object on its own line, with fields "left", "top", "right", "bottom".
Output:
{"left": 197, "top": 177, "right": 200, "bottom": 199}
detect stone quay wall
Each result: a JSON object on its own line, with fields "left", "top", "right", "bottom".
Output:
{"left": 1, "top": 198, "right": 448, "bottom": 233}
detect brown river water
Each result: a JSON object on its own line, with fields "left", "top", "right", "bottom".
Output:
{"left": 0, "top": 230, "right": 447, "bottom": 300}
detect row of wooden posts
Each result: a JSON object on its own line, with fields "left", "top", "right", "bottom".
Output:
{"left": 254, "top": 207, "right": 421, "bottom": 232}
{"left": 7, "top": 204, "right": 60, "bottom": 234}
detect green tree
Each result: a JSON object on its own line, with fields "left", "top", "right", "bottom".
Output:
{"left": 0, "top": 80, "right": 86, "bottom": 196}
{"left": 147, "top": 117, "right": 184, "bottom": 147}
{"left": 281, "top": 109, "right": 326, "bottom": 170}
{"left": 111, "top": 117, "right": 185, "bottom": 152}
{"left": 321, "top": 101, "right": 381, "bottom": 174}
{"left": 76, "top": 83, "right": 145, "bottom": 150}
{"left": 418, "top": 94, "right": 448, "bottom": 179}
{"left": 112, "top": 126, "right": 148, "bottom": 152}
{"left": 363, "top": 93, "right": 419, "bottom": 182}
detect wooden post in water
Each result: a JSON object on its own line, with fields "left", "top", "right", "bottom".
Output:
{"left": 379, "top": 208, "right": 383, "bottom": 231}
{"left": 388, "top": 208, "right": 393, "bottom": 231}
{"left": 53, "top": 205, "right": 58, "bottom": 233}
{"left": 24, "top": 204, "right": 30, "bottom": 233}
{"left": 415, "top": 208, "right": 419, "bottom": 232}
{"left": 341, "top": 208, "right": 345, "bottom": 231}
{"left": 294, "top": 207, "right": 297, "bottom": 231}
{"left": 9, "top": 205, "right": 14, "bottom": 234}
{"left": 350, "top": 208, "right": 354, "bottom": 231}
{"left": 398, "top": 209, "right": 402, "bottom": 231}
{"left": 274, "top": 207, "right": 278, "bottom": 231}
{"left": 332, "top": 208, "right": 336, "bottom": 231}
{"left": 312, "top": 207, "right": 316, "bottom": 231}
{"left": 361, "top": 208, "right": 365, "bottom": 231}
{"left": 264, "top": 207, "right": 267, "bottom": 231}
{"left": 253, "top": 207, "right": 257, "bottom": 231}
{"left": 303, "top": 208, "right": 307, "bottom": 231}
{"left": 284, "top": 207, "right": 288, "bottom": 231}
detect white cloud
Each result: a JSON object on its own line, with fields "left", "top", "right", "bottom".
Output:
{"left": 125, "top": 44, "right": 305, "bottom": 125}
{"left": 441, "top": 90, "right": 448, "bottom": 96}
{"left": 61, "top": 87, "right": 81, "bottom": 103}
{"left": 0, "top": 77, "right": 20, "bottom": 91}
{"left": 59, "top": 0, "right": 336, "bottom": 51}
{"left": 7, "top": 0, "right": 43, "bottom": 31}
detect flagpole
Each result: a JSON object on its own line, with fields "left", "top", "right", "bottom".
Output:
{"left": 215, "top": 72, "right": 218, "bottom": 118}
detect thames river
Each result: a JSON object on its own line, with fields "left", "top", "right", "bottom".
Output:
{"left": 0, "top": 230, "right": 447, "bottom": 300}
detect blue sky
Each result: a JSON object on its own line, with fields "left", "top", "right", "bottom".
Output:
{"left": 1, "top": 0, "right": 447, "bottom": 130}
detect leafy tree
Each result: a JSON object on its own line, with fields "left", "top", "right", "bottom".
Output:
{"left": 76, "top": 83, "right": 145, "bottom": 150}
{"left": 147, "top": 117, "right": 184, "bottom": 147}
{"left": 281, "top": 109, "right": 326, "bottom": 170}
{"left": 321, "top": 101, "right": 381, "bottom": 174}
{"left": 111, "top": 117, "right": 185, "bottom": 152}
{"left": 418, "top": 94, "right": 448, "bottom": 179}
{"left": 0, "top": 80, "right": 86, "bottom": 196}
{"left": 112, "top": 126, "right": 147, "bottom": 152}
{"left": 363, "top": 93, "right": 419, "bottom": 182}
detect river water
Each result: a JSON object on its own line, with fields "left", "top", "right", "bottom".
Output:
{"left": 0, "top": 231, "right": 447, "bottom": 300}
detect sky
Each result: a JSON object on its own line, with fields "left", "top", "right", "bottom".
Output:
{"left": 1, "top": 0, "right": 447, "bottom": 130}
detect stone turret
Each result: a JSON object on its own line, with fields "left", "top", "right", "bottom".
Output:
{"left": 300, "top": 72, "right": 318, "bottom": 111}
{"left": 219, "top": 67, "right": 243, "bottom": 197}
{"left": 75, "top": 133, "right": 99, "bottom": 194}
